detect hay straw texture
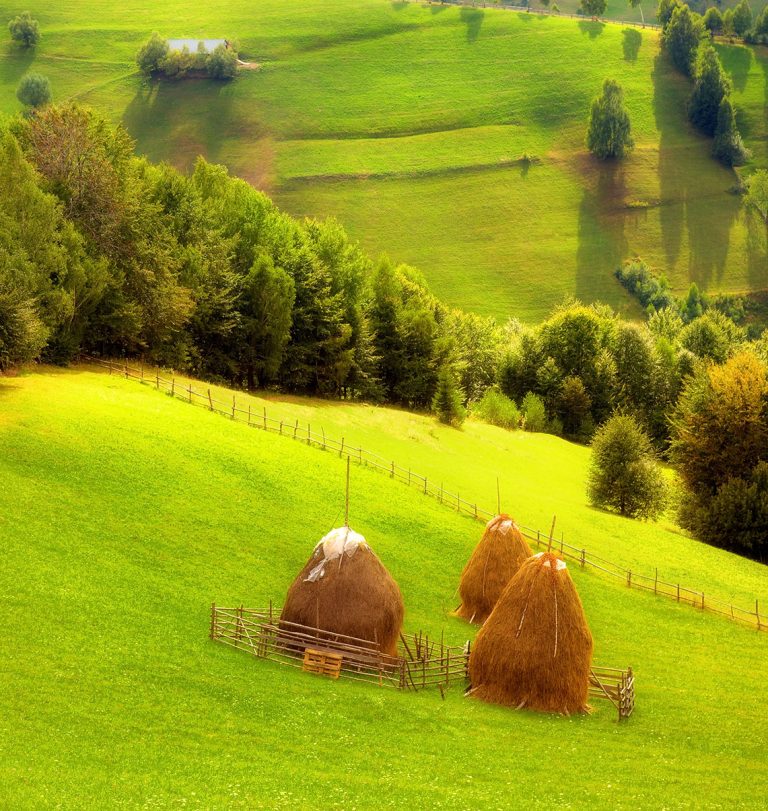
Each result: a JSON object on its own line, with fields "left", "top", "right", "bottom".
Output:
{"left": 468, "top": 552, "right": 594, "bottom": 714}
{"left": 456, "top": 515, "right": 532, "bottom": 624}
{"left": 280, "top": 527, "right": 405, "bottom": 657}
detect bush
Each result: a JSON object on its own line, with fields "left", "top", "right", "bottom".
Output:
{"left": 136, "top": 33, "right": 169, "bottom": 74}
{"left": 474, "top": 387, "right": 520, "bottom": 430}
{"left": 0, "top": 285, "right": 48, "bottom": 371}
{"left": 432, "top": 367, "right": 466, "bottom": 427}
{"left": 587, "top": 413, "right": 667, "bottom": 519}
{"left": 521, "top": 392, "right": 547, "bottom": 432}
{"left": 8, "top": 10, "right": 39, "bottom": 47}
{"left": 16, "top": 73, "right": 51, "bottom": 109}
{"left": 703, "top": 6, "right": 723, "bottom": 33}
{"left": 615, "top": 259, "right": 677, "bottom": 312}
{"left": 207, "top": 43, "right": 238, "bottom": 79}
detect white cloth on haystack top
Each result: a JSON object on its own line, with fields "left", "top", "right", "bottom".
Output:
{"left": 533, "top": 551, "right": 567, "bottom": 571}
{"left": 487, "top": 516, "right": 516, "bottom": 536}
{"left": 305, "top": 526, "right": 368, "bottom": 582}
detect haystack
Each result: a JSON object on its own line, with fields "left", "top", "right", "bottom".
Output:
{"left": 280, "top": 527, "right": 405, "bottom": 657}
{"left": 468, "top": 551, "right": 593, "bottom": 714}
{"left": 456, "top": 514, "right": 531, "bottom": 624}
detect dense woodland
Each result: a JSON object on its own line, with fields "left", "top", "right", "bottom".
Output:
{"left": 2, "top": 103, "right": 768, "bottom": 560}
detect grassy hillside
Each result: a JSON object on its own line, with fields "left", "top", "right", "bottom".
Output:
{"left": 1, "top": 2, "right": 768, "bottom": 321}
{"left": 128, "top": 363, "right": 768, "bottom": 610}
{"left": 2, "top": 367, "right": 766, "bottom": 807}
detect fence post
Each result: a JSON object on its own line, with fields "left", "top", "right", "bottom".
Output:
{"left": 757, "top": 600, "right": 762, "bottom": 631}
{"left": 474, "top": 504, "right": 478, "bottom": 519}
{"left": 560, "top": 533, "right": 564, "bottom": 554}
{"left": 210, "top": 603, "right": 216, "bottom": 639}
{"left": 580, "top": 549, "right": 586, "bottom": 568}
{"left": 232, "top": 395, "right": 236, "bottom": 419}
{"left": 424, "top": 477, "right": 427, "bottom": 495}
{"left": 188, "top": 383, "right": 192, "bottom": 403}
{"left": 307, "top": 423, "right": 311, "bottom": 446}
{"left": 279, "top": 420, "right": 283, "bottom": 435}
{"left": 155, "top": 373, "right": 159, "bottom": 390}
{"left": 701, "top": 592, "right": 705, "bottom": 610}
{"left": 391, "top": 462, "right": 395, "bottom": 479}
{"left": 322, "top": 427, "right": 326, "bottom": 449}
{"left": 208, "top": 388, "right": 213, "bottom": 411}
{"left": 263, "top": 407, "right": 267, "bottom": 430}
{"left": 248, "top": 404, "right": 252, "bottom": 425}
{"left": 340, "top": 437, "right": 344, "bottom": 458}
{"left": 677, "top": 583, "right": 680, "bottom": 602}
{"left": 627, "top": 570, "right": 632, "bottom": 588}
{"left": 171, "top": 378, "right": 175, "bottom": 397}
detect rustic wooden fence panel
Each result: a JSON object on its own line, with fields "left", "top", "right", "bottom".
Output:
{"left": 88, "top": 357, "right": 766, "bottom": 635}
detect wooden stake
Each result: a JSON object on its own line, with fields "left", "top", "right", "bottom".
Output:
{"left": 496, "top": 477, "right": 501, "bottom": 515}
{"left": 345, "top": 456, "right": 351, "bottom": 528}
{"left": 547, "top": 515, "right": 556, "bottom": 553}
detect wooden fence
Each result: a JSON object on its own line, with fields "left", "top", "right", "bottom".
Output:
{"left": 211, "top": 604, "right": 635, "bottom": 718}
{"left": 88, "top": 357, "right": 766, "bottom": 635}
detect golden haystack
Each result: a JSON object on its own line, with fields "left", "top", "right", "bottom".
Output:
{"left": 468, "top": 551, "right": 593, "bottom": 714}
{"left": 456, "top": 514, "right": 532, "bottom": 624}
{"left": 280, "top": 527, "right": 405, "bottom": 657}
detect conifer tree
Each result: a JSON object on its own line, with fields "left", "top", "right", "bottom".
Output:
{"left": 713, "top": 97, "right": 749, "bottom": 166}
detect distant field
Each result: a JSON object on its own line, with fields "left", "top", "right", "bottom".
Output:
{"left": 1, "top": 367, "right": 767, "bottom": 807}
{"left": 1, "top": 1, "right": 767, "bottom": 320}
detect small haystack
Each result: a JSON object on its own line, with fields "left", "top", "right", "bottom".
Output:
{"left": 456, "top": 514, "right": 531, "bottom": 624}
{"left": 280, "top": 527, "right": 405, "bottom": 657}
{"left": 468, "top": 551, "right": 593, "bottom": 714}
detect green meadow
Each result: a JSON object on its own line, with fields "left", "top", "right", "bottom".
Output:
{"left": 1, "top": 1, "right": 768, "bottom": 320}
{"left": 1, "top": 367, "right": 766, "bottom": 808}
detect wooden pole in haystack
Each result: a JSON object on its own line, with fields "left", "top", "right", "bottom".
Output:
{"left": 345, "top": 455, "right": 351, "bottom": 528}
{"left": 547, "top": 515, "right": 557, "bottom": 553}
{"left": 496, "top": 477, "right": 501, "bottom": 515}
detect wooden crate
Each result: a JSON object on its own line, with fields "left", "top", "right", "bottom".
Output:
{"left": 302, "top": 648, "right": 343, "bottom": 680}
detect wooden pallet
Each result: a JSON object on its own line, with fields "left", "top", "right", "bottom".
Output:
{"left": 302, "top": 647, "right": 343, "bottom": 680}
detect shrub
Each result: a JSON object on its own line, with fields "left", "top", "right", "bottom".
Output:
{"left": 615, "top": 259, "right": 676, "bottom": 312}
{"left": 474, "top": 387, "right": 520, "bottom": 430}
{"left": 432, "top": 367, "right": 466, "bottom": 427}
{"left": 703, "top": 6, "right": 723, "bottom": 32}
{"left": 16, "top": 73, "right": 51, "bottom": 109}
{"left": 588, "top": 413, "right": 667, "bottom": 519}
{"left": 521, "top": 392, "right": 547, "bottom": 432}
{"left": 8, "top": 10, "right": 39, "bottom": 47}
{"left": 207, "top": 43, "right": 238, "bottom": 79}
{"left": 136, "top": 33, "right": 169, "bottom": 74}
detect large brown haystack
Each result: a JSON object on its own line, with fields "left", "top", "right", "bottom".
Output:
{"left": 468, "top": 551, "right": 593, "bottom": 714}
{"left": 456, "top": 515, "right": 532, "bottom": 624}
{"left": 280, "top": 527, "right": 405, "bottom": 657}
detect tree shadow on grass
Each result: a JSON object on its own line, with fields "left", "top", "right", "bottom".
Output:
{"left": 122, "top": 78, "right": 240, "bottom": 172}
{"left": 578, "top": 20, "right": 605, "bottom": 39}
{"left": 460, "top": 7, "right": 484, "bottom": 42}
{"left": 717, "top": 42, "right": 752, "bottom": 93}
{"left": 2, "top": 43, "right": 36, "bottom": 89}
{"left": 575, "top": 159, "right": 628, "bottom": 304}
{"left": 391, "top": 0, "right": 410, "bottom": 9}
{"left": 622, "top": 29, "right": 642, "bottom": 62}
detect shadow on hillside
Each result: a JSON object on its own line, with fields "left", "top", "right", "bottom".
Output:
{"left": 622, "top": 29, "right": 641, "bottom": 62}
{"left": 3, "top": 44, "right": 35, "bottom": 87}
{"left": 652, "top": 52, "right": 741, "bottom": 289}
{"left": 578, "top": 20, "right": 605, "bottom": 39}
{"left": 746, "top": 211, "right": 768, "bottom": 292}
{"left": 391, "top": 0, "right": 410, "bottom": 9}
{"left": 122, "top": 79, "right": 239, "bottom": 172}
{"left": 718, "top": 43, "right": 752, "bottom": 93}
{"left": 460, "top": 7, "right": 484, "bottom": 42}
{"left": 575, "top": 161, "right": 628, "bottom": 303}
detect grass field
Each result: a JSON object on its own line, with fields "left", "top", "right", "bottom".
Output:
{"left": 1, "top": 367, "right": 767, "bottom": 808}
{"left": 1, "top": 2, "right": 768, "bottom": 321}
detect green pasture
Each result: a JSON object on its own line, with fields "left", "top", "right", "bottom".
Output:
{"left": 1, "top": 2, "right": 768, "bottom": 320}
{"left": 1, "top": 367, "right": 767, "bottom": 808}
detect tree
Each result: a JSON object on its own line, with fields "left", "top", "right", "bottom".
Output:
{"left": 16, "top": 73, "right": 51, "bottom": 109}
{"left": 587, "top": 413, "right": 667, "bottom": 519}
{"left": 0, "top": 281, "right": 48, "bottom": 370}
{"left": 664, "top": 3, "right": 704, "bottom": 77}
{"left": 732, "top": 0, "right": 753, "bottom": 35}
{"left": 679, "top": 309, "right": 745, "bottom": 363}
{"left": 657, "top": 0, "right": 682, "bottom": 28}
{"left": 521, "top": 392, "right": 548, "bottom": 432}
{"left": 722, "top": 7, "right": 735, "bottom": 35}
{"left": 746, "top": 169, "right": 768, "bottom": 224}
{"left": 713, "top": 96, "right": 750, "bottom": 166}
{"left": 8, "top": 10, "right": 39, "bottom": 47}
{"left": 586, "top": 79, "right": 634, "bottom": 159}
{"left": 629, "top": 0, "right": 645, "bottom": 24}
{"left": 432, "top": 366, "right": 466, "bottom": 426}
{"left": 703, "top": 6, "right": 723, "bottom": 33}
{"left": 755, "top": 5, "right": 768, "bottom": 37}
{"left": 581, "top": 0, "right": 607, "bottom": 16}
{"left": 136, "top": 33, "right": 169, "bottom": 74}
{"left": 557, "top": 375, "right": 592, "bottom": 436}
{"left": 688, "top": 43, "right": 731, "bottom": 136}
{"left": 206, "top": 44, "right": 238, "bottom": 80}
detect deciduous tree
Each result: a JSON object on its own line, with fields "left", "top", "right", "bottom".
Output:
{"left": 586, "top": 79, "right": 634, "bottom": 159}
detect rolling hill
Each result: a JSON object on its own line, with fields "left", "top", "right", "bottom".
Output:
{"left": 1, "top": 2, "right": 767, "bottom": 321}
{"left": 1, "top": 367, "right": 766, "bottom": 807}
